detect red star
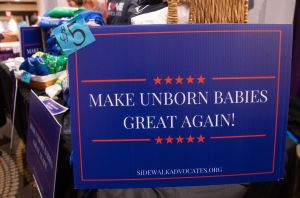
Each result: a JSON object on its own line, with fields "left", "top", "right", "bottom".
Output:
{"left": 175, "top": 75, "right": 184, "bottom": 84}
{"left": 176, "top": 136, "right": 184, "bottom": 144}
{"left": 187, "top": 135, "right": 194, "bottom": 143}
{"left": 154, "top": 76, "right": 162, "bottom": 85}
{"left": 155, "top": 136, "right": 163, "bottom": 144}
{"left": 197, "top": 75, "right": 206, "bottom": 84}
{"left": 186, "top": 75, "right": 194, "bottom": 84}
{"left": 197, "top": 135, "right": 205, "bottom": 143}
{"left": 165, "top": 76, "right": 173, "bottom": 85}
{"left": 166, "top": 136, "right": 173, "bottom": 144}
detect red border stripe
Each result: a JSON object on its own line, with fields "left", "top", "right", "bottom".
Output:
{"left": 272, "top": 30, "right": 282, "bottom": 172}
{"left": 212, "top": 76, "right": 276, "bottom": 80}
{"left": 210, "top": 134, "right": 267, "bottom": 139}
{"left": 82, "top": 171, "right": 273, "bottom": 182}
{"left": 94, "top": 30, "right": 281, "bottom": 37}
{"left": 76, "top": 30, "right": 282, "bottom": 182}
{"left": 75, "top": 52, "right": 84, "bottom": 181}
{"left": 81, "top": 79, "right": 146, "bottom": 83}
{"left": 92, "top": 138, "right": 151, "bottom": 143}
{"left": 23, "top": 43, "right": 43, "bottom": 47}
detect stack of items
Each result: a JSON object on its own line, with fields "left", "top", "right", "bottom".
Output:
{"left": 131, "top": 0, "right": 189, "bottom": 24}
{"left": 40, "top": 6, "right": 105, "bottom": 28}
{"left": 16, "top": 52, "right": 67, "bottom": 92}
{"left": 17, "top": 6, "right": 106, "bottom": 103}
{"left": 40, "top": 7, "right": 106, "bottom": 56}
{"left": 16, "top": 51, "right": 69, "bottom": 102}
{"left": 19, "top": 52, "right": 67, "bottom": 76}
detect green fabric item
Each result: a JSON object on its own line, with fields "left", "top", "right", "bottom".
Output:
{"left": 48, "top": 7, "right": 86, "bottom": 18}
{"left": 42, "top": 54, "right": 68, "bottom": 74}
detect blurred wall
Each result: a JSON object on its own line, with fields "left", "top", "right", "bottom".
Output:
{"left": 38, "top": 0, "right": 68, "bottom": 16}
{"left": 249, "top": 0, "right": 296, "bottom": 23}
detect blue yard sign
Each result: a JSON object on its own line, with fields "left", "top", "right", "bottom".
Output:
{"left": 68, "top": 24, "right": 292, "bottom": 189}
{"left": 20, "top": 27, "right": 43, "bottom": 58}
{"left": 27, "top": 91, "right": 61, "bottom": 198}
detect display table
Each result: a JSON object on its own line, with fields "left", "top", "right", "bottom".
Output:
{"left": 0, "top": 62, "right": 81, "bottom": 197}
{"left": 0, "top": 42, "right": 20, "bottom": 55}
{"left": 0, "top": 62, "right": 299, "bottom": 198}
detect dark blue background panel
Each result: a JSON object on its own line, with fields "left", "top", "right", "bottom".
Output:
{"left": 68, "top": 24, "right": 292, "bottom": 189}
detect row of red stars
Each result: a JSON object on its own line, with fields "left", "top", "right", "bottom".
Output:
{"left": 155, "top": 135, "right": 205, "bottom": 144}
{"left": 154, "top": 75, "right": 206, "bottom": 85}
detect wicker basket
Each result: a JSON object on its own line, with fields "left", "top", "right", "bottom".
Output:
{"left": 167, "top": 0, "right": 248, "bottom": 24}
{"left": 15, "top": 70, "right": 66, "bottom": 91}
